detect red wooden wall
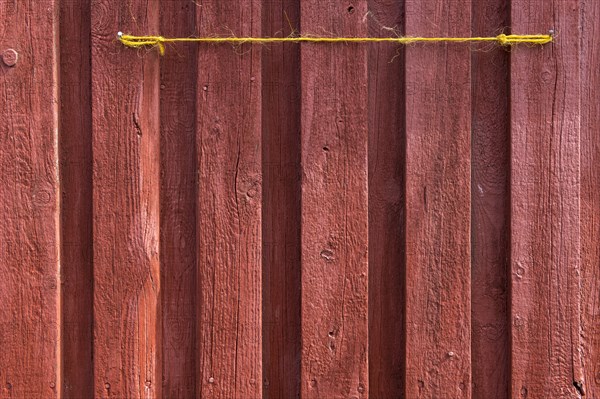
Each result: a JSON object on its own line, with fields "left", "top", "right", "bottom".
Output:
{"left": 0, "top": 0, "right": 597, "bottom": 398}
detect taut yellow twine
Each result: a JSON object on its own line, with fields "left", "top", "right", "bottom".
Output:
{"left": 117, "top": 32, "right": 553, "bottom": 55}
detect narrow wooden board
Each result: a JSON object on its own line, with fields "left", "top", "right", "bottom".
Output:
{"left": 366, "top": 1, "right": 405, "bottom": 397}
{"left": 160, "top": 1, "right": 198, "bottom": 396}
{"left": 0, "top": 1, "right": 60, "bottom": 397}
{"left": 59, "top": 0, "right": 93, "bottom": 396}
{"left": 196, "top": 2, "right": 263, "bottom": 397}
{"left": 404, "top": 1, "right": 472, "bottom": 397}
{"left": 581, "top": 0, "right": 600, "bottom": 396}
{"left": 299, "top": 1, "right": 369, "bottom": 397}
{"left": 509, "top": 0, "right": 583, "bottom": 396}
{"left": 90, "top": 0, "right": 161, "bottom": 397}
{"left": 262, "top": 0, "right": 302, "bottom": 398}
{"left": 471, "top": 1, "right": 510, "bottom": 397}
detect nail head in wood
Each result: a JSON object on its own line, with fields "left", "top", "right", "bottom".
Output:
{"left": 2, "top": 49, "right": 18, "bottom": 67}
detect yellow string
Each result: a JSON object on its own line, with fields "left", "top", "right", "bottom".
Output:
{"left": 118, "top": 32, "right": 553, "bottom": 56}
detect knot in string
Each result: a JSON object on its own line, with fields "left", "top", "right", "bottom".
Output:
{"left": 118, "top": 32, "right": 166, "bottom": 55}
{"left": 496, "top": 33, "right": 553, "bottom": 45}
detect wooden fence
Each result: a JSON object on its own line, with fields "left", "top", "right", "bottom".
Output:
{"left": 0, "top": 0, "right": 597, "bottom": 398}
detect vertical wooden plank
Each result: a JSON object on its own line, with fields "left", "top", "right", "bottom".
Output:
{"left": 0, "top": 1, "right": 60, "bottom": 397}
{"left": 60, "top": 0, "right": 93, "bottom": 397}
{"left": 262, "top": 0, "right": 302, "bottom": 398}
{"left": 404, "top": 1, "right": 472, "bottom": 398}
{"left": 367, "top": 1, "right": 405, "bottom": 397}
{"left": 581, "top": 0, "right": 600, "bottom": 396}
{"left": 471, "top": 0, "right": 510, "bottom": 397}
{"left": 510, "top": 0, "right": 582, "bottom": 397}
{"left": 196, "top": 2, "right": 262, "bottom": 398}
{"left": 160, "top": 1, "right": 197, "bottom": 397}
{"left": 91, "top": 0, "right": 161, "bottom": 397}
{"left": 300, "top": 1, "right": 369, "bottom": 397}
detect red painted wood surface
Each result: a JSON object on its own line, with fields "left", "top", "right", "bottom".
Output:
{"left": 0, "top": 1, "right": 60, "bottom": 398}
{"left": 60, "top": 0, "right": 93, "bottom": 397}
{"left": 510, "top": 0, "right": 583, "bottom": 397}
{"left": 196, "top": 2, "right": 263, "bottom": 398}
{"left": 404, "top": 1, "right": 472, "bottom": 398}
{"left": 160, "top": 1, "right": 197, "bottom": 397}
{"left": 2, "top": 0, "right": 600, "bottom": 398}
{"left": 367, "top": 0, "right": 405, "bottom": 397}
{"left": 91, "top": 0, "right": 161, "bottom": 397}
{"left": 581, "top": 0, "right": 600, "bottom": 396}
{"left": 299, "top": 1, "right": 369, "bottom": 398}
{"left": 471, "top": 1, "right": 510, "bottom": 397}
{"left": 262, "top": 0, "right": 301, "bottom": 398}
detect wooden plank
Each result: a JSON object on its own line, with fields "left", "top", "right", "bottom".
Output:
{"left": 0, "top": 1, "right": 60, "bottom": 397}
{"left": 262, "top": 0, "right": 302, "bottom": 398}
{"left": 404, "top": 1, "right": 472, "bottom": 398}
{"left": 160, "top": 1, "right": 197, "bottom": 397}
{"left": 581, "top": 0, "right": 600, "bottom": 396}
{"left": 299, "top": 1, "right": 369, "bottom": 397}
{"left": 509, "top": 0, "right": 582, "bottom": 396}
{"left": 90, "top": 0, "right": 161, "bottom": 397}
{"left": 59, "top": 0, "right": 93, "bottom": 396}
{"left": 366, "top": 1, "right": 405, "bottom": 398}
{"left": 196, "top": 2, "right": 263, "bottom": 397}
{"left": 470, "top": 0, "right": 510, "bottom": 397}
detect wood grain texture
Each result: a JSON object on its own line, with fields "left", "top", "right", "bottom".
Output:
{"left": 367, "top": 1, "right": 405, "bottom": 398}
{"left": 299, "top": 1, "right": 369, "bottom": 397}
{"left": 581, "top": 0, "right": 600, "bottom": 397}
{"left": 470, "top": 1, "right": 510, "bottom": 397}
{"left": 510, "top": 0, "right": 583, "bottom": 397}
{"left": 404, "top": 1, "right": 472, "bottom": 398}
{"left": 262, "top": 0, "right": 302, "bottom": 398}
{"left": 1, "top": 1, "right": 597, "bottom": 396}
{"left": 196, "top": 1, "right": 263, "bottom": 398}
{"left": 59, "top": 0, "right": 93, "bottom": 396}
{"left": 91, "top": 0, "right": 161, "bottom": 397}
{"left": 0, "top": 1, "right": 60, "bottom": 397}
{"left": 159, "top": 1, "right": 197, "bottom": 397}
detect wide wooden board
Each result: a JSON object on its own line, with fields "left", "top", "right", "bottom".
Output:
{"left": 0, "top": 1, "right": 60, "bottom": 397}
{"left": 300, "top": 1, "right": 369, "bottom": 397}
{"left": 510, "top": 0, "right": 583, "bottom": 396}
{"left": 404, "top": 1, "right": 472, "bottom": 397}
{"left": 196, "top": 1, "right": 263, "bottom": 397}
{"left": 91, "top": 0, "right": 161, "bottom": 396}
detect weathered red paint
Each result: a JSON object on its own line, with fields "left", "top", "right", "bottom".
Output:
{"left": 299, "top": 1, "right": 369, "bottom": 398}
{"left": 0, "top": 1, "right": 60, "bottom": 397}
{"left": 581, "top": 0, "right": 600, "bottom": 396}
{"left": 471, "top": 0, "right": 510, "bottom": 397}
{"left": 510, "top": 0, "right": 583, "bottom": 397}
{"left": 160, "top": 1, "right": 197, "bottom": 397}
{"left": 91, "top": 0, "right": 161, "bottom": 397}
{"left": 262, "top": 0, "right": 302, "bottom": 398}
{"left": 60, "top": 0, "right": 93, "bottom": 397}
{"left": 1, "top": 1, "right": 599, "bottom": 398}
{"left": 367, "top": 0, "right": 405, "bottom": 397}
{"left": 404, "top": 0, "right": 472, "bottom": 397}
{"left": 196, "top": 1, "right": 263, "bottom": 398}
